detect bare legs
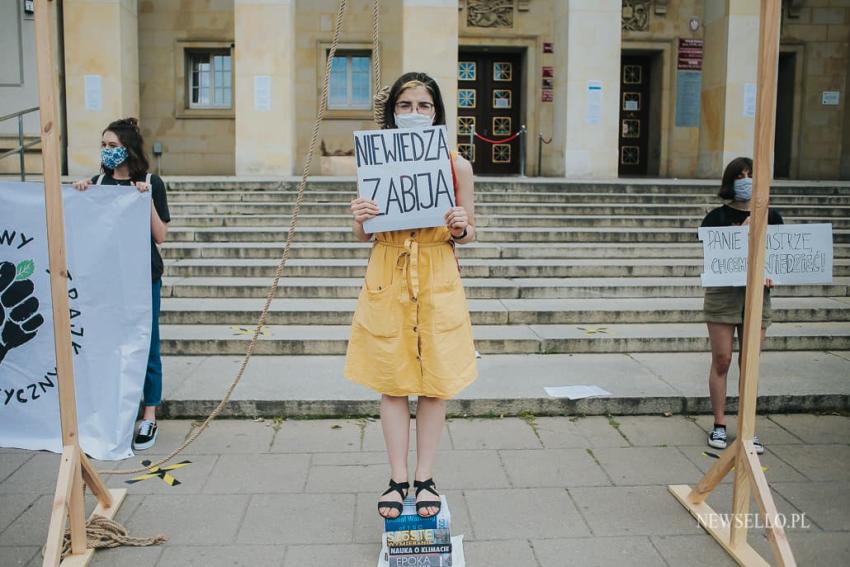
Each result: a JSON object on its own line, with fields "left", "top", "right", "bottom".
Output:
{"left": 707, "top": 322, "right": 767, "bottom": 427}
{"left": 378, "top": 394, "right": 410, "bottom": 518}
{"left": 142, "top": 406, "right": 156, "bottom": 422}
{"left": 378, "top": 394, "right": 446, "bottom": 518}
{"left": 707, "top": 323, "right": 735, "bottom": 427}
{"left": 415, "top": 396, "right": 446, "bottom": 517}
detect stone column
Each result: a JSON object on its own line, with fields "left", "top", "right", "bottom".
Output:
{"left": 234, "top": 0, "right": 296, "bottom": 176}
{"left": 696, "top": 0, "right": 759, "bottom": 177}
{"left": 553, "top": 0, "right": 621, "bottom": 177}
{"left": 402, "top": 0, "right": 459, "bottom": 143}
{"left": 63, "top": 0, "right": 139, "bottom": 175}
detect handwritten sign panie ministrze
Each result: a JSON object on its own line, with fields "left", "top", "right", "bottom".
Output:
{"left": 354, "top": 125, "right": 455, "bottom": 234}
{"left": 698, "top": 223, "right": 833, "bottom": 287}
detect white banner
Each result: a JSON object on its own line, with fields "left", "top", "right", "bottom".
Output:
{"left": 355, "top": 125, "right": 455, "bottom": 233}
{"left": 698, "top": 223, "right": 833, "bottom": 287}
{"left": 0, "top": 182, "right": 151, "bottom": 460}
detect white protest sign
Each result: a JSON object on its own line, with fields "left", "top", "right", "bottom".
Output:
{"left": 0, "top": 182, "right": 151, "bottom": 460}
{"left": 698, "top": 223, "right": 833, "bottom": 287}
{"left": 354, "top": 125, "right": 455, "bottom": 233}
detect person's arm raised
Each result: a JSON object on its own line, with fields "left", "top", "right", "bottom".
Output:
{"left": 445, "top": 154, "right": 476, "bottom": 244}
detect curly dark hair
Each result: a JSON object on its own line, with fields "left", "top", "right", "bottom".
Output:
{"left": 381, "top": 72, "right": 447, "bottom": 130}
{"left": 718, "top": 157, "right": 753, "bottom": 200}
{"left": 102, "top": 117, "right": 150, "bottom": 179}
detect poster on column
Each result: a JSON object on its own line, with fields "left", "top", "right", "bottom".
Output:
{"left": 698, "top": 223, "right": 833, "bottom": 287}
{"left": 354, "top": 125, "right": 455, "bottom": 233}
{"left": 0, "top": 182, "right": 151, "bottom": 460}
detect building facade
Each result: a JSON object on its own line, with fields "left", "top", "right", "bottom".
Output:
{"left": 2, "top": 0, "right": 850, "bottom": 180}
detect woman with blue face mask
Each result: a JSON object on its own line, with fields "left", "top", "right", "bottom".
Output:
{"left": 346, "top": 72, "right": 478, "bottom": 520}
{"left": 72, "top": 117, "right": 170, "bottom": 452}
{"left": 699, "top": 157, "right": 783, "bottom": 455}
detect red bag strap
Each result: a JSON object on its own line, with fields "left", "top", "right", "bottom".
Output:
{"left": 447, "top": 151, "right": 462, "bottom": 275}
{"left": 449, "top": 150, "right": 458, "bottom": 201}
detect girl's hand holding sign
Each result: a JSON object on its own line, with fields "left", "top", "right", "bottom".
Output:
{"left": 351, "top": 197, "right": 380, "bottom": 225}
{"left": 444, "top": 206, "right": 468, "bottom": 237}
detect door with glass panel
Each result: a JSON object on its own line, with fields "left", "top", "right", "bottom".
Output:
{"left": 457, "top": 50, "right": 522, "bottom": 175}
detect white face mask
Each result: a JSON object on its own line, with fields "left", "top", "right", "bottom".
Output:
{"left": 394, "top": 112, "right": 435, "bottom": 129}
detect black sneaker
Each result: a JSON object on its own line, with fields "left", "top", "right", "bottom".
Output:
{"left": 133, "top": 420, "right": 158, "bottom": 451}
{"left": 708, "top": 426, "right": 727, "bottom": 450}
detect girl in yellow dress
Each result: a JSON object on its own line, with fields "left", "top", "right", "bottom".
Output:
{"left": 345, "top": 72, "right": 478, "bottom": 519}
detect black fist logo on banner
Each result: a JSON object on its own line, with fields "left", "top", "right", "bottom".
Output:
{"left": 0, "top": 261, "right": 45, "bottom": 364}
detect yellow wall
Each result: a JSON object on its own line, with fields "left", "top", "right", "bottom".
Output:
{"left": 622, "top": 0, "right": 704, "bottom": 177}
{"left": 138, "top": 0, "right": 235, "bottom": 175}
{"left": 64, "top": 0, "right": 139, "bottom": 175}
{"left": 121, "top": 0, "right": 850, "bottom": 179}
{"left": 781, "top": 4, "right": 850, "bottom": 179}
{"left": 294, "top": 0, "right": 403, "bottom": 176}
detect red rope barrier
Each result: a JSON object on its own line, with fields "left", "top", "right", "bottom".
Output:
{"left": 473, "top": 130, "right": 521, "bottom": 144}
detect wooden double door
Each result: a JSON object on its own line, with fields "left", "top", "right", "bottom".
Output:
{"left": 457, "top": 50, "right": 522, "bottom": 175}
{"left": 618, "top": 54, "right": 653, "bottom": 176}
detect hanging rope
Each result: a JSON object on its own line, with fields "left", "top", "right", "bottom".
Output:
{"left": 372, "top": 0, "right": 390, "bottom": 128}
{"left": 372, "top": 0, "right": 382, "bottom": 92}
{"left": 103, "top": 0, "right": 352, "bottom": 475}
{"left": 58, "top": 515, "right": 167, "bottom": 559}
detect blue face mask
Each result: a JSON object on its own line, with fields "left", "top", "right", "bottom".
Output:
{"left": 733, "top": 177, "right": 753, "bottom": 201}
{"left": 101, "top": 146, "right": 128, "bottom": 170}
{"left": 394, "top": 113, "right": 434, "bottom": 129}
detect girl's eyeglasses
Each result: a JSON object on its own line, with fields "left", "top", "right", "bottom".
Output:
{"left": 395, "top": 101, "right": 435, "bottom": 114}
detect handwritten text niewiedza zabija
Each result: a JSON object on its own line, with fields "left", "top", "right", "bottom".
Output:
{"left": 354, "top": 125, "right": 455, "bottom": 234}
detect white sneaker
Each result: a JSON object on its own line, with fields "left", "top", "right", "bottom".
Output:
{"left": 752, "top": 435, "right": 765, "bottom": 455}
{"left": 708, "top": 426, "right": 728, "bottom": 450}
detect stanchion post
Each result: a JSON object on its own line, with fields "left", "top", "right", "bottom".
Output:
{"left": 18, "top": 114, "right": 26, "bottom": 181}
{"left": 519, "top": 125, "right": 527, "bottom": 178}
{"left": 537, "top": 133, "right": 542, "bottom": 177}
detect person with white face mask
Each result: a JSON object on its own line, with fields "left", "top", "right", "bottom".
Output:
{"left": 346, "top": 72, "right": 477, "bottom": 520}
{"left": 699, "top": 157, "right": 784, "bottom": 455}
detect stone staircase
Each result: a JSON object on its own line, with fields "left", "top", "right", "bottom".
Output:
{"left": 157, "top": 178, "right": 850, "bottom": 416}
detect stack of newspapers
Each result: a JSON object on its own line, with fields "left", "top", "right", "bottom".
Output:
{"left": 380, "top": 495, "right": 452, "bottom": 567}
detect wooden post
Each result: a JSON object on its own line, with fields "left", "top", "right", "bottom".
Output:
{"left": 34, "top": 2, "right": 125, "bottom": 566}
{"left": 669, "top": 2, "right": 797, "bottom": 565}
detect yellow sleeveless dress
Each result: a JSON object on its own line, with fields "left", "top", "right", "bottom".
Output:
{"left": 344, "top": 225, "right": 478, "bottom": 398}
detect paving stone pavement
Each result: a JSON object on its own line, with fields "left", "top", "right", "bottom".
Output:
{"left": 1, "top": 414, "right": 848, "bottom": 566}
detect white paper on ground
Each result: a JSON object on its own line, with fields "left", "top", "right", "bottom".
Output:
{"left": 378, "top": 535, "right": 465, "bottom": 567}
{"left": 544, "top": 385, "right": 613, "bottom": 399}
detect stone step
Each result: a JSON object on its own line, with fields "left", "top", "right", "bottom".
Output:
{"left": 160, "top": 241, "right": 850, "bottom": 260}
{"left": 166, "top": 190, "right": 850, "bottom": 206}
{"left": 165, "top": 177, "right": 850, "bottom": 196}
{"left": 167, "top": 201, "right": 850, "bottom": 218}
{"left": 159, "top": 296, "right": 850, "bottom": 325}
{"left": 158, "top": 321, "right": 850, "bottom": 355}
{"left": 158, "top": 351, "right": 850, "bottom": 418}
{"left": 161, "top": 276, "right": 850, "bottom": 299}
{"left": 163, "top": 226, "right": 850, "bottom": 244}
{"left": 167, "top": 213, "right": 850, "bottom": 229}
{"left": 162, "top": 257, "right": 850, "bottom": 278}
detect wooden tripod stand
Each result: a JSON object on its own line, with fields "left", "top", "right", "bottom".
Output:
{"left": 669, "top": 2, "right": 796, "bottom": 565}
{"left": 34, "top": 2, "right": 126, "bottom": 565}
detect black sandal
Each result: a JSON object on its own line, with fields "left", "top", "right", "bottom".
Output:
{"left": 414, "top": 478, "right": 442, "bottom": 517}
{"left": 378, "top": 479, "right": 409, "bottom": 519}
